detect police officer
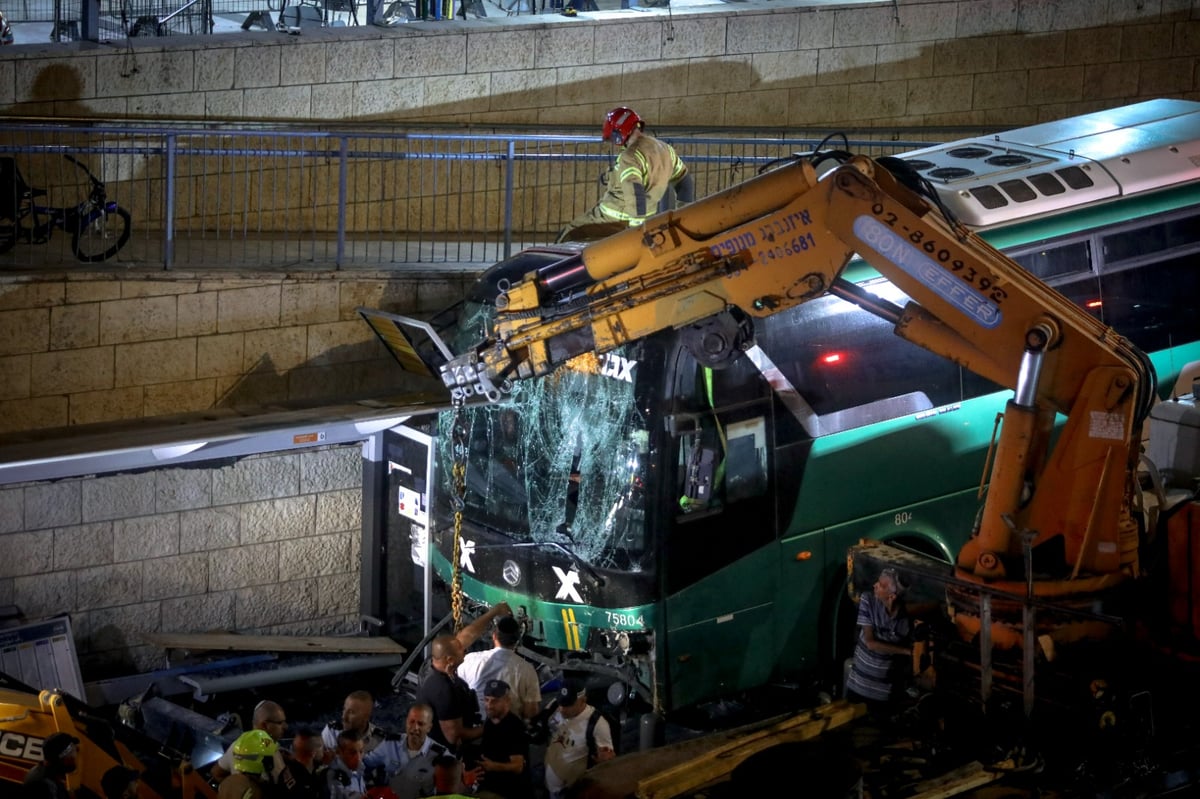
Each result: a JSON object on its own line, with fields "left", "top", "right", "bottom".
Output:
{"left": 277, "top": 726, "right": 325, "bottom": 799}
{"left": 322, "top": 690, "right": 387, "bottom": 758}
{"left": 363, "top": 704, "right": 446, "bottom": 799}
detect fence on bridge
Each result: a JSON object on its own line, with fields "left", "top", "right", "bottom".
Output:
{"left": 0, "top": 121, "right": 957, "bottom": 270}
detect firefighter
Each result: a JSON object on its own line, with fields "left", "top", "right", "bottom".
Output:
{"left": 219, "top": 730, "right": 279, "bottom": 799}
{"left": 557, "top": 106, "right": 693, "bottom": 243}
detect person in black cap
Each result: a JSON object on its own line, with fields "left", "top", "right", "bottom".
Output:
{"left": 467, "top": 680, "right": 529, "bottom": 799}
{"left": 20, "top": 731, "right": 79, "bottom": 799}
{"left": 543, "top": 682, "right": 612, "bottom": 799}
{"left": 457, "top": 614, "right": 541, "bottom": 722}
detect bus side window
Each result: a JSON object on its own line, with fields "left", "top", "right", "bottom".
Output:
{"left": 723, "top": 417, "right": 767, "bottom": 502}
{"left": 667, "top": 410, "right": 774, "bottom": 593}
{"left": 676, "top": 415, "right": 768, "bottom": 514}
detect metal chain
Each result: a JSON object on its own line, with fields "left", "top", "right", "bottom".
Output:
{"left": 449, "top": 401, "right": 469, "bottom": 633}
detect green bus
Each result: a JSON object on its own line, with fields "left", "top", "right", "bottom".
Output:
{"left": 376, "top": 99, "right": 1200, "bottom": 715}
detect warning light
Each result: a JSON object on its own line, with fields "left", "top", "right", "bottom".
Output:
{"left": 1085, "top": 300, "right": 1102, "bottom": 309}
{"left": 821, "top": 353, "right": 843, "bottom": 365}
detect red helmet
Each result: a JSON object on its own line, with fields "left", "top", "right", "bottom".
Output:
{"left": 602, "top": 107, "right": 643, "bottom": 145}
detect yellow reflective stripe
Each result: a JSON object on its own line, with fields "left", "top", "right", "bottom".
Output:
{"left": 671, "top": 152, "right": 686, "bottom": 180}
{"left": 618, "top": 150, "right": 649, "bottom": 184}
{"left": 597, "top": 203, "right": 642, "bottom": 222}
{"left": 561, "top": 607, "right": 582, "bottom": 650}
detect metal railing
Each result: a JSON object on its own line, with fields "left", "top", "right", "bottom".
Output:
{"left": 0, "top": 121, "right": 960, "bottom": 270}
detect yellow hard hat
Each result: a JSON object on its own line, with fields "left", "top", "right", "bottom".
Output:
{"left": 231, "top": 730, "right": 277, "bottom": 775}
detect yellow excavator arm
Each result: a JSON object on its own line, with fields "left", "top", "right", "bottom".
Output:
{"left": 0, "top": 686, "right": 216, "bottom": 799}
{"left": 438, "top": 155, "right": 1156, "bottom": 595}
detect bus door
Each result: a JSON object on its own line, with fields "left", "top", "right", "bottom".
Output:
{"left": 661, "top": 359, "right": 778, "bottom": 708}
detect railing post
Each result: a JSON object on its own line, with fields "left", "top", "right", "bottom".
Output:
{"left": 337, "top": 136, "right": 348, "bottom": 270}
{"left": 164, "top": 134, "right": 177, "bottom": 270}
{"left": 503, "top": 139, "right": 515, "bottom": 260}
{"left": 80, "top": 0, "right": 100, "bottom": 41}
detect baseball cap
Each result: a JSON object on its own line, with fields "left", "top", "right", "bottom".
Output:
{"left": 483, "top": 679, "right": 510, "bottom": 698}
{"left": 556, "top": 680, "right": 586, "bottom": 705}
{"left": 495, "top": 616, "right": 520, "bottom": 647}
{"left": 43, "top": 732, "right": 80, "bottom": 761}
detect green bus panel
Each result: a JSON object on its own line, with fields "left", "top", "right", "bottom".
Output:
{"left": 664, "top": 546, "right": 778, "bottom": 710}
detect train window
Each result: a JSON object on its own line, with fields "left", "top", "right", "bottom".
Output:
{"left": 1012, "top": 240, "right": 1092, "bottom": 282}
{"left": 1101, "top": 211, "right": 1200, "bottom": 265}
{"left": 1098, "top": 252, "right": 1200, "bottom": 352}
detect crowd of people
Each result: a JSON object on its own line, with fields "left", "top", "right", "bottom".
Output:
{"left": 193, "top": 601, "right": 615, "bottom": 799}
{"left": 18, "top": 601, "right": 617, "bottom": 799}
{"left": 18, "top": 566, "right": 917, "bottom": 799}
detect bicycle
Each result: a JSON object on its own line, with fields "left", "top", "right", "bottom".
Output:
{"left": 0, "top": 154, "right": 132, "bottom": 262}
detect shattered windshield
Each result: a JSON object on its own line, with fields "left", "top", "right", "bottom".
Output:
{"left": 436, "top": 302, "right": 651, "bottom": 572}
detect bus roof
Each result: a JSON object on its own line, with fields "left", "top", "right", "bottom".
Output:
{"left": 902, "top": 99, "right": 1200, "bottom": 228}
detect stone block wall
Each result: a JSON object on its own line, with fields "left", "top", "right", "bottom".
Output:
{"left": 0, "top": 269, "right": 476, "bottom": 680}
{"left": 0, "top": 445, "right": 364, "bottom": 677}
{"left": 0, "top": 0, "right": 1196, "bottom": 128}
{"left": 0, "top": 271, "right": 473, "bottom": 435}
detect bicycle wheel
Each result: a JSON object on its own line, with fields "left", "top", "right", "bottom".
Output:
{"left": 72, "top": 205, "right": 131, "bottom": 262}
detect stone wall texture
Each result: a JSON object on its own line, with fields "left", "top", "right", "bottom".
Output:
{"left": 0, "top": 445, "right": 364, "bottom": 677}
{"left": 0, "top": 0, "right": 1196, "bottom": 127}
{"left": 0, "top": 268, "right": 469, "bottom": 679}
{"left": 0, "top": 272, "right": 472, "bottom": 435}
{"left": 0, "top": 271, "right": 468, "bottom": 680}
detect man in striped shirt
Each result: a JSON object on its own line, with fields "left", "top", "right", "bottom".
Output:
{"left": 844, "top": 567, "right": 913, "bottom": 713}
{"left": 558, "top": 106, "right": 694, "bottom": 243}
